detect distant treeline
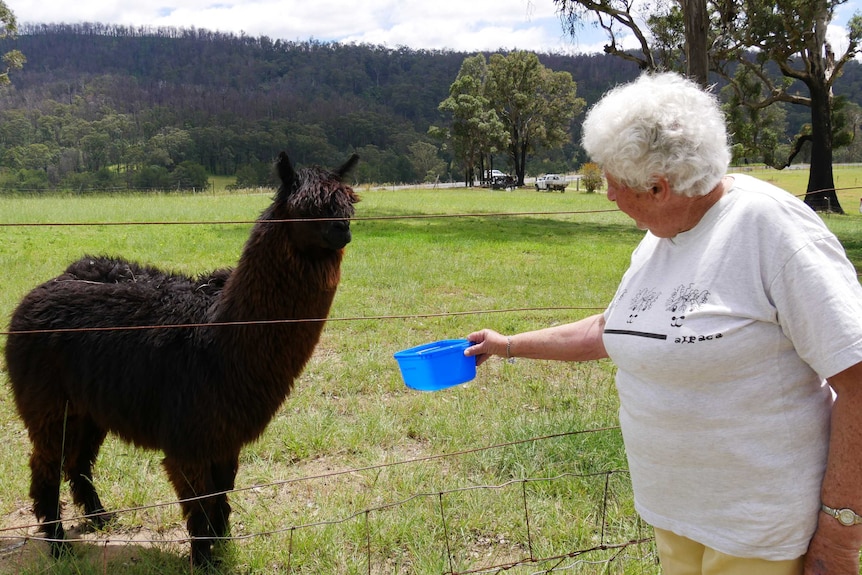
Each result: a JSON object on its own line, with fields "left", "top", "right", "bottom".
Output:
{"left": 0, "top": 23, "right": 860, "bottom": 191}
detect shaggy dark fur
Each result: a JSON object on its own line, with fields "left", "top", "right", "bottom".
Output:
{"left": 4, "top": 152, "right": 359, "bottom": 566}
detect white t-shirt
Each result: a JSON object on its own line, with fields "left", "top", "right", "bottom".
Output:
{"left": 602, "top": 173, "right": 862, "bottom": 560}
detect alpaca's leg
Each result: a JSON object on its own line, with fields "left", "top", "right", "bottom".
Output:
{"left": 209, "top": 454, "right": 239, "bottom": 539}
{"left": 27, "top": 421, "right": 70, "bottom": 558}
{"left": 163, "top": 456, "right": 218, "bottom": 566}
{"left": 63, "top": 416, "right": 113, "bottom": 527}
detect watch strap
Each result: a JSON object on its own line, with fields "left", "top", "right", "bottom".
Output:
{"left": 821, "top": 503, "right": 862, "bottom": 526}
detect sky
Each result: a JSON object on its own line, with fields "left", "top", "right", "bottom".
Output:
{"left": 8, "top": 0, "right": 862, "bottom": 56}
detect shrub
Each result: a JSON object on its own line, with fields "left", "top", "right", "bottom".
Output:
{"left": 170, "top": 161, "right": 209, "bottom": 191}
{"left": 18, "top": 168, "right": 51, "bottom": 190}
{"left": 234, "top": 161, "right": 273, "bottom": 188}
{"left": 580, "top": 162, "right": 603, "bottom": 193}
{"left": 133, "top": 165, "right": 172, "bottom": 191}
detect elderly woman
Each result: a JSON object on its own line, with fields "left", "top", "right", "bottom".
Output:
{"left": 465, "top": 72, "right": 862, "bottom": 575}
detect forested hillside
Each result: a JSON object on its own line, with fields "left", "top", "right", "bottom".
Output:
{"left": 0, "top": 24, "right": 860, "bottom": 191}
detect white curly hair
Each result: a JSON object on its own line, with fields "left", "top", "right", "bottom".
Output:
{"left": 581, "top": 72, "right": 731, "bottom": 198}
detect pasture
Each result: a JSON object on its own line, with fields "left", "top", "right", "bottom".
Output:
{"left": 0, "top": 166, "right": 860, "bottom": 574}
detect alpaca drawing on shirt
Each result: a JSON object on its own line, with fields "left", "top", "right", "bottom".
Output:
{"left": 666, "top": 283, "right": 710, "bottom": 328}
{"left": 627, "top": 288, "right": 661, "bottom": 323}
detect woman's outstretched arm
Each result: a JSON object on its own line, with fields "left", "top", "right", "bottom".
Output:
{"left": 465, "top": 313, "right": 608, "bottom": 367}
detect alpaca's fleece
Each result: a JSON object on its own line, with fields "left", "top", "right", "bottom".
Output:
{"left": 4, "top": 152, "right": 360, "bottom": 566}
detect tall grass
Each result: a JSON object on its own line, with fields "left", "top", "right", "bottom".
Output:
{"left": 0, "top": 169, "right": 860, "bottom": 574}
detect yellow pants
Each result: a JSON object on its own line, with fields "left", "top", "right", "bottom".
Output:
{"left": 654, "top": 528, "right": 804, "bottom": 575}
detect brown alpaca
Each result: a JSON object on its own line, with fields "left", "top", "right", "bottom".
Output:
{"left": 4, "top": 152, "right": 359, "bottom": 566}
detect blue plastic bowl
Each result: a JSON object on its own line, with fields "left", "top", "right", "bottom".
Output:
{"left": 393, "top": 339, "right": 476, "bottom": 391}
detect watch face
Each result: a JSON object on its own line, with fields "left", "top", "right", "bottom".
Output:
{"left": 837, "top": 509, "right": 857, "bottom": 526}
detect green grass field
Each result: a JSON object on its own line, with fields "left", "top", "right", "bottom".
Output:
{"left": 0, "top": 167, "right": 860, "bottom": 574}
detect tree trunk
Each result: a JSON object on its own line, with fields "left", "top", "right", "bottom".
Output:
{"left": 514, "top": 140, "right": 528, "bottom": 187}
{"left": 682, "top": 0, "right": 709, "bottom": 86}
{"left": 508, "top": 127, "right": 527, "bottom": 187}
{"left": 803, "top": 82, "right": 844, "bottom": 213}
{"left": 803, "top": 0, "right": 843, "bottom": 213}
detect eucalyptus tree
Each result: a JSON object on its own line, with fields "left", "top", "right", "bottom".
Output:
{"left": 485, "top": 51, "right": 584, "bottom": 186}
{"left": 432, "top": 54, "right": 508, "bottom": 186}
{"left": 0, "top": 1, "right": 23, "bottom": 86}
{"left": 554, "top": 0, "right": 862, "bottom": 212}
{"left": 720, "top": 65, "right": 788, "bottom": 168}
{"left": 407, "top": 141, "right": 446, "bottom": 184}
{"left": 554, "top": 0, "right": 700, "bottom": 79}
{"left": 712, "top": 0, "right": 862, "bottom": 212}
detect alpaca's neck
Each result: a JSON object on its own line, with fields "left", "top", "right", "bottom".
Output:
{"left": 214, "top": 224, "right": 344, "bottom": 393}
{"left": 223, "top": 221, "right": 344, "bottom": 311}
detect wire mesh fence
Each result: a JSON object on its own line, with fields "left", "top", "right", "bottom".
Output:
{"left": 6, "top": 196, "right": 855, "bottom": 573}
{"left": 0, "top": 428, "right": 658, "bottom": 574}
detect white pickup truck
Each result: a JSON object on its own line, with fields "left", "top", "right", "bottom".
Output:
{"left": 535, "top": 174, "right": 567, "bottom": 192}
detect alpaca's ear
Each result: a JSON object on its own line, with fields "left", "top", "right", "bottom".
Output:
{"left": 276, "top": 151, "right": 297, "bottom": 190}
{"left": 335, "top": 154, "right": 359, "bottom": 181}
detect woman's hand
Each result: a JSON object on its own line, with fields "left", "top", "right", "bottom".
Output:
{"left": 464, "top": 329, "right": 508, "bottom": 367}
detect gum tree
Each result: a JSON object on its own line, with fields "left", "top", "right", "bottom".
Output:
{"left": 554, "top": 0, "right": 862, "bottom": 212}
{"left": 712, "top": 0, "right": 862, "bottom": 212}
{"left": 485, "top": 51, "right": 584, "bottom": 186}
{"left": 555, "top": 0, "right": 707, "bottom": 83}
{"left": 0, "top": 1, "right": 24, "bottom": 85}
{"left": 432, "top": 54, "right": 508, "bottom": 186}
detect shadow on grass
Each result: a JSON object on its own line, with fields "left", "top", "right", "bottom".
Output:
{"left": 353, "top": 212, "right": 644, "bottom": 248}
{"left": 0, "top": 529, "right": 243, "bottom": 575}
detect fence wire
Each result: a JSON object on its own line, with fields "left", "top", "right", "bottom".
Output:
{"left": 0, "top": 428, "right": 657, "bottom": 574}
{"left": 1, "top": 199, "right": 855, "bottom": 572}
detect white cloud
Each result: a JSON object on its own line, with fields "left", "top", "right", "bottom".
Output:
{"left": 25, "top": 0, "right": 836, "bottom": 56}
{"left": 10, "top": 0, "right": 607, "bottom": 53}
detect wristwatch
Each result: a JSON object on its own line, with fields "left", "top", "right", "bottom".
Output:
{"left": 821, "top": 503, "right": 862, "bottom": 526}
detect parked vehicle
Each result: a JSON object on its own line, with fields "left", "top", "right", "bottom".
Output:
{"left": 535, "top": 174, "right": 567, "bottom": 192}
{"left": 483, "top": 169, "right": 516, "bottom": 190}
{"left": 490, "top": 174, "right": 516, "bottom": 190}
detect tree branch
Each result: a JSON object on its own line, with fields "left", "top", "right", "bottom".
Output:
{"left": 782, "top": 133, "right": 813, "bottom": 168}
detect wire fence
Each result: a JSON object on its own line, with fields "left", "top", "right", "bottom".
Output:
{"left": 0, "top": 206, "right": 660, "bottom": 573}
{"left": 0, "top": 428, "right": 657, "bottom": 574}
{"left": 1, "top": 198, "right": 858, "bottom": 572}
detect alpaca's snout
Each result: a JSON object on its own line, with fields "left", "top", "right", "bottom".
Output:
{"left": 324, "top": 219, "right": 352, "bottom": 249}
